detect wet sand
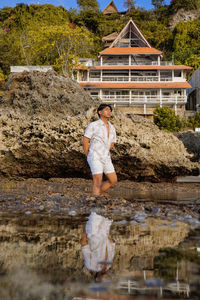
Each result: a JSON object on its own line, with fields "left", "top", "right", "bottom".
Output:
{"left": 0, "top": 178, "right": 199, "bottom": 220}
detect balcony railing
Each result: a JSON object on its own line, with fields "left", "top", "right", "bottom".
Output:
{"left": 100, "top": 61, "right": 173, "bottom": 66}
{"left": 82, "top": 76, "right": 173, "bottom": 82}
{"left": 91, "top": 95, "right": 187, "bottom": 105}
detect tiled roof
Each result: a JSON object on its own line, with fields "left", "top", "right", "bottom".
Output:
{"left": 79, "top": 82, "right": 192, "bottom": 89}
{"left": 100, "top": 47, "right": 162, "bottom": 55}
{"left": 75, "top": 65, "right": 192, "bottom": 70}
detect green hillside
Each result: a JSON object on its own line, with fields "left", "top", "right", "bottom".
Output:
{"left": 0, "top": 0, "right": 200, "bottom": 86}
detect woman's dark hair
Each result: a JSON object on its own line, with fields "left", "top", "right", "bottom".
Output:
{"left": 97, "top": 104, "right": 112, "bottom": 118}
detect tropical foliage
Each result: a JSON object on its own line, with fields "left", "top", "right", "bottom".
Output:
{"left": 154, "top": 106, "right": 183, "bottom": 132}
{"left": 0, "top": 1, "right": 200, "bottom": 80}
{"left": 0, "top": 4, "right": 95, "bottom": 77}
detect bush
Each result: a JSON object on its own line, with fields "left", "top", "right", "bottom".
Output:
{"left": 0, "top": 68, "right": 6, "bottom": 91}
{"left": 186, "top": 112, "right": 200, "bottom": 130}
{"left": 154, "top": 106, "right": 183, "bottom": 132}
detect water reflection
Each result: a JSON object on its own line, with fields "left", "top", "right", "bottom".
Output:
{"left": 0, "top": 212, "right": 199, "bottom": 299}
{"left": 81, "top": 212, "right": 115, "bottom": 282}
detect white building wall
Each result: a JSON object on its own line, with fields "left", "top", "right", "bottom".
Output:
{"left": 10, "top": 66, "right": 53, "bottom": 73}
{"left": 187, "top": 66, "right": 200, "bottom": 106}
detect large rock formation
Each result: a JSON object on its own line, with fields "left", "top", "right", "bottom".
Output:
{"left": 176, "top": 131, "right": 200, "bottom": 162}
{"left": 0, "top": 70, "right": 198, "bottom": 181}
{"left": 169, "top": 8, "right": 200, "bottom": 29}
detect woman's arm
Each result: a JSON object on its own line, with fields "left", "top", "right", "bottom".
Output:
{"left": 110, "top": 142, "right": 115, "bottom": 151}
{"left": 81, "top": 232, "right": 87, "bottom": 246}
{"left": 83, "top": 136, "right": 90, "bottom": 156}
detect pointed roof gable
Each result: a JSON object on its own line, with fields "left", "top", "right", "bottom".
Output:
{"left": 110, "top": 19, "right": 151, "bottom": 48}
{"left": 103, "top": 1, "right": 118, "bottom": 15}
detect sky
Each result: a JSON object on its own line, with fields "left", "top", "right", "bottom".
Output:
{"left": 1, "top": 0, "right": 171, "bottom": 11}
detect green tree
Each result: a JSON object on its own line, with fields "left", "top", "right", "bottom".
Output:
{"left": 154, "top": 106, "right": 183, "bottom": 132}
{"left": 173, "top": 20, "right": 200, "bottom": 70}
{"left": 138, "top": 20, "right": 173, "bottom": 52}
{"left": 169, "top": 0, "right": 200, "bottom": 12}
{"left": 187, "top": 112, "right": 200, "bottom": 130}
{"left": 123, "top": 0, "right": 136, "bottom": 11}
{"left": 0, "top": 67, "right": 6, "bottom": 90}
{"left": 152, "top": 0, "right": 165, "bottom": 9}
{"left": 19, "top": 23, "right": 94, "bottom": 75}
{"left": 77, "top": 0, "right": 99, "bottom": 11}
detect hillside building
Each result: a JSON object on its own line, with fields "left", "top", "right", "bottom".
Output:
{"left": 74, "top": 19, "right": 192, "bottom": 118}
{"left": 187, "top": 66, "right": 200, "bottom": 112}
{"left": 102, "top": 0, "right": 118, "bottom": 15}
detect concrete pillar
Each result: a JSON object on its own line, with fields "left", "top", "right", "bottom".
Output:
{"left": 160, "top": 89, "right": 162, "bottom": 107}
{"left": 144, "top": 103, "right": 147, "bottom": 114}
{"left": 87, "top": 70, "right": 89, "bottom": 82}
{"left": 172, "top": 70, "right": 174, "bottom": 82}
{"left": 158, "top": 56, "right": 160, "bottom": 66}
{"left": 100, "top": 89, "right": 102, "bottom": 100}
{"left": 144, "top": 96, "right": 147, "bottom": 114}
{"left": 129, "top": 55, "right": 131, "bottom": 66}
{"left": 129, "top": 69, "right": 131, "bottom": 82}
{"left": 175, "top": 96, "right": 178, "bottom": 115}
{"left": 158, "top": 70, "right": 160, "bottom": 82}
{"left": 100, "top": 70, "right": 102, "bottom": 82}
{"left": 100, "top": 56, "right": 103, "bottom": 66}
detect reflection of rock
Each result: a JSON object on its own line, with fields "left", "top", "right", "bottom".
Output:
{"left": 0, "top": 71, "right": 198, "bottom": 181}
{"left": 112, "top": 219, "right": 189, "bottom": 274}
{"left": 0, "top": 215, "right": 190, "bottom": 281}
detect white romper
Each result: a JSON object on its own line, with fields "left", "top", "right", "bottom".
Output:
{"left": 81, "top": 212, "right": 115, "bottom": 272}
{"left": 84, "top": 119, "right": 116, "bottom": 175}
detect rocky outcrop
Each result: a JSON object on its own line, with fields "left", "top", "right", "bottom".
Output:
{"left": 176, "top": 131, "right": 200, "bottom": 162}
{"left": 0, "top": 71, "right": 199, "bottom": 181}
{"left": 169, "top": 8, "right": 200, "bottom": 29}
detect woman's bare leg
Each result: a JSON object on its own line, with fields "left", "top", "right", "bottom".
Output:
{"left": 92, "top": 173, "right": 103, "bottom": 195}
{"left": 100, "top": 172, "right": 117, "bottom": 195}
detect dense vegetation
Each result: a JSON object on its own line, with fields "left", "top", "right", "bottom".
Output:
{"left": 154, "top": 106, "right": 183, "bottom": 132}
{"left": 0, "top": 0, "right": 200, "bottom": 81}
{"left": 154, "top": 107, "right": 200, "bottom": 132}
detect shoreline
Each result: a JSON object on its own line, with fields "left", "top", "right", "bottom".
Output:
{"left": 0, "top": 177, "right": 199, "bottom": 221}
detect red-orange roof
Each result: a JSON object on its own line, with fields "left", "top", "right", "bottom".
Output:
{"left": 100, "top": 47, "right": 162, "bottom": 55}
{"left": 79, "top": 82, "right": 192, "bottom": 89}
{"left": 75, "top": 65, "right": 192, "bottom": 70}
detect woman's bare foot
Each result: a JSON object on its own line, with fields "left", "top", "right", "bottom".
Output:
{"left": 100, "top": 191, "right": 110, "bottom": 197}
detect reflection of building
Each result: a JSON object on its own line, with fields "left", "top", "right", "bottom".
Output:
{"left": 187, "top": 66, "right": 200, "bottom": 112}
{"left": 117, "top": 268, "right": 190, "bottom": 298}
{"left": 75, "top": 19, "right": 192, "bottom": 118}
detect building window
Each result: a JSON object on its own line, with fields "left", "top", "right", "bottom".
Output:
{"left": 90, "top": 92, "right": 98, "bottom": 96}
{"left": 174, "top": 70, "right": 182, "bottom": 77}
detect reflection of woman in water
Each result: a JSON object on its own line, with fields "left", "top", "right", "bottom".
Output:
{"left": 81, "top": 212, "right": 115, "bottom": 281}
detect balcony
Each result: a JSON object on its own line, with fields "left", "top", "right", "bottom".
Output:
{"left": 91, "top": 94, "right": 187, "bottom": 105}
{"left": 82, "top": 76, "right": 173, "bottom": 82}
{"left": 100, "top": 60, "right": 173, "bottom": 66}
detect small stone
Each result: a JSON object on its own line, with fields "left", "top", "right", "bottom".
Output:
{"left": 88, "top": 197, "right": 95, "bottom": 201}
{"left": 134, "top": 212, "right": 148, "bottom": 222}
{"left": 115, "top": 220, "right": 127, "bottom": 225}
{"left": 130, "top": 220, "right": 137, "bottom": 225}
{"left": 68, "top": 210, "right": 77, "bottom": 216}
